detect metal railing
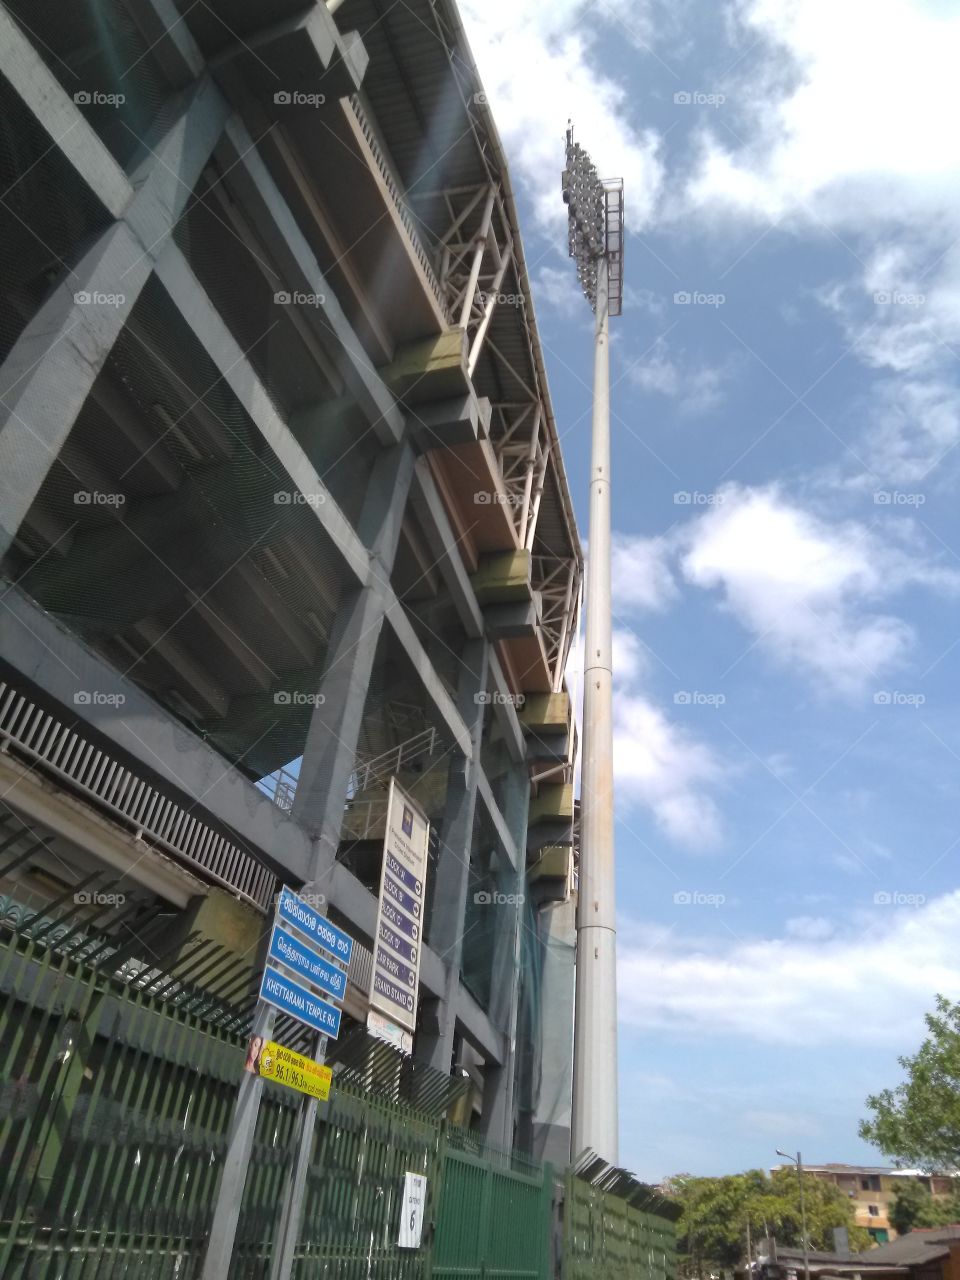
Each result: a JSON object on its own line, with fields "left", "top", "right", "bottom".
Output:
{"left": 348, "top": 94, "right": 452, "bottom": 322}
{"left": 0, "top": 680, "right": 275, "bottom": 911}
{"left": 353, "top": 726, "right": 439, "bottom": 792}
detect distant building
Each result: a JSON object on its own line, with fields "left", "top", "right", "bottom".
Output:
{"left": 772, "top": 1164, "right": 954, "bottom": 1243}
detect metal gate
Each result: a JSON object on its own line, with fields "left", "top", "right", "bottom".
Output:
{"left": 433, "top": 1128, "right": 553, "bottom": 1280}
{"left": 562, "top": 1169, "right": 677, "bottom": 1280}
{"left": 0, "top": 896, "right": 446, "bottom": 1279}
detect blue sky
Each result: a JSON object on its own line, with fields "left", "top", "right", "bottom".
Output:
{"left": 462, "top": 0, "right": 960, "bottom": 1180}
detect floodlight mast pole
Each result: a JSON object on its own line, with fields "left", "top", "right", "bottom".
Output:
{"left": 563, "top": 126, "right": 623, "bottom": 1166}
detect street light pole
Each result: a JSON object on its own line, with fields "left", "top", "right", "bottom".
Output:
{"left": 776, "top": 1149, "right": 811, "bottom": 1280}
{"left": 562, "top": 126, "right": 624, "bottom": 1165}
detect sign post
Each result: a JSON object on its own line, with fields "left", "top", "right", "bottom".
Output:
{"left": 368, "top": 778, "right": 430, "bottom": 1047}
{"left": 201, "top": 887, "right": 353, "bottom": 1280}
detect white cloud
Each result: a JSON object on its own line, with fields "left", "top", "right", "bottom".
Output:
{"left": 613, "top": 691, "right": 725, "bottom": 848}
{"left": 619, "top": 889, "right": 960, "bottom": 1046}
{"left": 460, "top": 0, "right": 663, "bottom": 230}
{"left": 626, "top": 346, "right": 736, "bottom": 416}
{"left": 682, "top": 0, "right": 960, "bottom": 228}
{"left": 679, "top": 484, "right": 958, "bottom": 694}
{"left": 611, "top": 533, "right": 678, "bottom": 611}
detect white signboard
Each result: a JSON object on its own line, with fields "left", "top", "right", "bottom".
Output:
{"left": 397, "top": 1171, "right": 427, "bottom": 1249}
{"left": 369, "top": 778, "right": 429, "bottom": 1033}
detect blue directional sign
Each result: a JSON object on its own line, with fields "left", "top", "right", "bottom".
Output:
{"left": 376, "top": 945, "right": 416, "bottom": 988}
{"left": 259, "top": 967, "right": 342, "bottom": 1038}
{"left": 383, "top": 872, "right": 421, "bottom": 919}
{"left": 277, "top": 885, "right": 353, "bottom": 965}
{"left": 268, "top": 924, "right": 347, "bottom": 1002}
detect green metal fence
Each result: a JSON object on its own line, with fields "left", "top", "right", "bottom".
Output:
{"left": 0, "top": 901, "right": 447, "bottom": 1279}
{"left": 0, "top": 894, "right": 677, "bottom": 1280}
{"left": 563, "top": 1169, "right": 678, "bottom": 1280}
{"left": 433, "top": 1127, "right": 553, "bottom": 1280}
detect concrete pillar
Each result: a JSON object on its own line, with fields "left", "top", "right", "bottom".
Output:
{"left": 417, "top": 638, "right": 489, "bottom": 1075}
{"left": 291, "top": 439, "right": 415, "bottom": 870}
{"left": 479, "top": 759, "right": 530, "bottom": 1149}
{"left": 0, "top": 78, "right": 229, "bottom": 559}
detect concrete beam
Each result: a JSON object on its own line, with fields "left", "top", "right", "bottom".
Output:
{"left": 126, "top": 0, "right": 206, "bottom": 87}
{"left": 153, "top": 247, "right": 473, "bottom": 759}
{"left": 0, "top": 583, "right": 312, "bottom": 884}
{"left": 0, "top": 5, "right": 131, "bottom": 219}
{"left": 0, "top": 80, "right": 230, "bottom": 560}
{"left": 214, "top": 116, "right": 405, "bottom": 445}
{"left": 418, "top": 639, "right": 488, "bottom": 1075}
{"left": 476, "top": 771, "right": 520, "bottom": 874}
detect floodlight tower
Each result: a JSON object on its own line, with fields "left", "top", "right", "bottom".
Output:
{"left": 562, "top": 125, "right": 624, "bottom": 1165}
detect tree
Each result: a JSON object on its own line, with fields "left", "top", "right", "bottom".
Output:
{"left": 890, "top": 1179, "right": 960, "bottom": 1235}
{"left": 860, "top": 994, "right": 960, "bottom": 1170}
{"left": 667, "top": 1169, "right": 871, "bottom": 1276}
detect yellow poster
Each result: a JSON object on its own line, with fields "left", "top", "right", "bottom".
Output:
{"left": 256, "top": 1040, "right": 332, "bottom": 1100}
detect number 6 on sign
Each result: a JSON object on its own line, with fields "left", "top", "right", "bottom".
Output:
{"left": 398, "top": 1172, "right": 427, "bottom": 1248}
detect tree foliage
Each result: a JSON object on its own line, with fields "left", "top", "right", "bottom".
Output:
{"left": 890, "top": 1178, "right": 960, "bottom": 1235}
{"left": 666, "top": 1168, "right": 871, "bottom": 1273}
{"left": 860, "top": 994, "right": 960, "bottom": 1170}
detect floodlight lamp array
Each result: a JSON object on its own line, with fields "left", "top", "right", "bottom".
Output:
{"left": 562, "top": 128, "right": 605, "bottom": 309}
{"left": 561, "top": 125, "right": 624, "bottom": 315}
